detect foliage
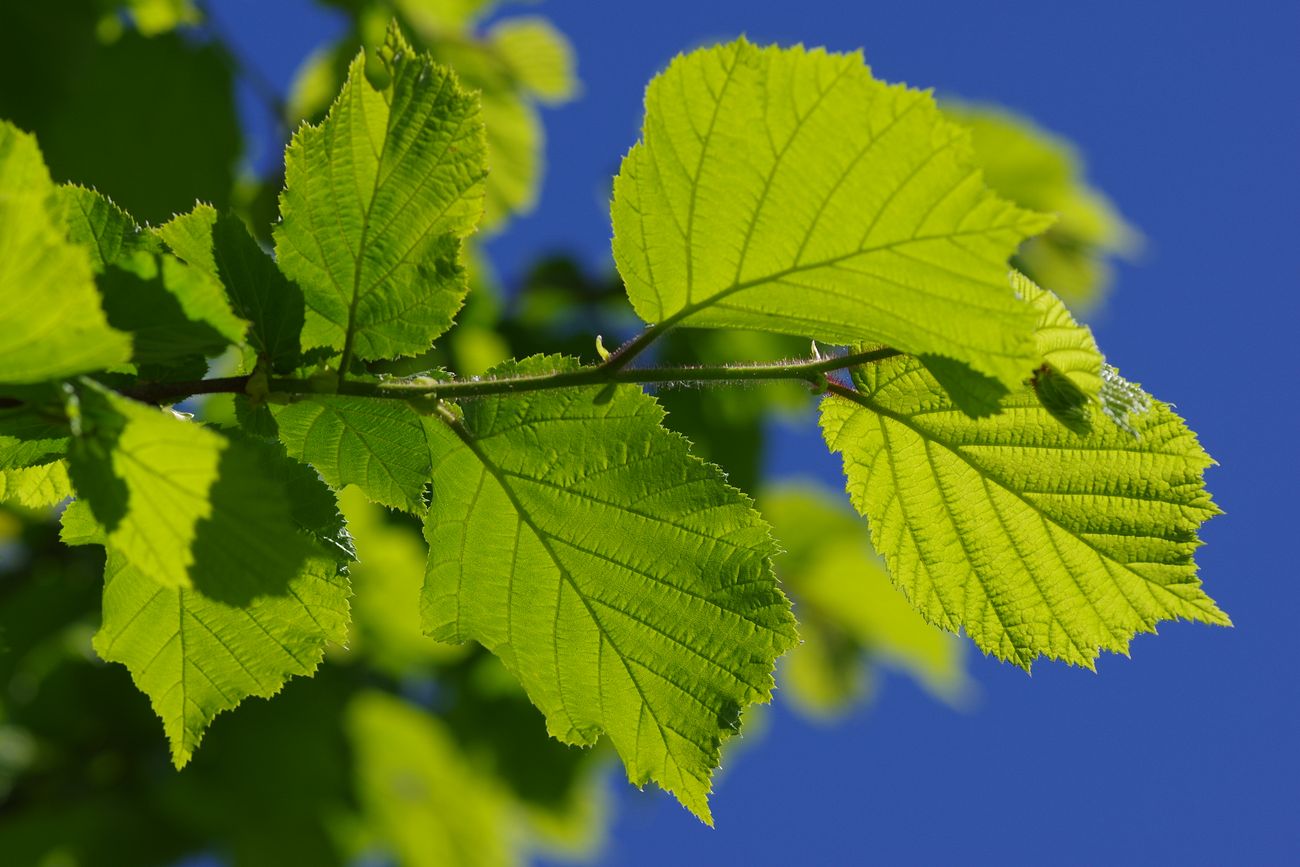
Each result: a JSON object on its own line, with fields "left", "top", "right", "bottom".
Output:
{"left": 943, "top": 103, "right": 1137, "bottom": 308}
{"left": 0, "top": 6, "right": 1223, "bottom": 865}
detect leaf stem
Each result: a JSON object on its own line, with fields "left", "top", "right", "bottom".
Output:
{"left": 598, "top": 307, "right": 694, "bottom": 371}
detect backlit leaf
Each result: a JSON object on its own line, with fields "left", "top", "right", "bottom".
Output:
{"left": 0, "top": 122, "right": 131, "bottom": 384}
{"left": 273, "top": 397, "right": 432, "bottom": 513}
{"left": 421, "top": 355, "right": 797, "bottom": 821}
{"left": 67, "top": 383, "right": 336, "bottom": 595}
{"left": 488, "top": 17, "right": 578, "bottom": 104}
{"left": 274, "top": 23, "right": 486, "bottom": 361}
{"left": 611, "top": 40, "right": 1052, "bottom": 388}
{"left": 62, "top": 499, "right": 350, "bottom": 767}
{"left": 820, "top": 354, "right": 1227, "bottom": 669}
{"left": 0, "top": 461, "right": 72, "bottom": 509}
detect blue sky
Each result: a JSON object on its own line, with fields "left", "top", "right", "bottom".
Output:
{"left": 215, "top": 0, "right": 1300, "bottom": 862}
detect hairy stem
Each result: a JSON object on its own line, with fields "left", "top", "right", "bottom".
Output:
{"left": 119, "top": 348, "right": 901, "bottom": 405}
{"left": 597, "top": 306, "right": 695, "bottom": 371}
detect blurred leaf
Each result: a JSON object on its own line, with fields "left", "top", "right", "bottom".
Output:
{"left": 488, "top": 17, "right": 579, "bottom": 104}
{"left": 339, "top": 486, "right": 468, "bottom": 676}
{"left": 439, "top": 652, "right": 608, "bottom": 856}
{"left": 946, "top": 103, "right": 1138, "bottom": 307}
{"left": 159, "top": 669, "right": 356, "bottom": 867}
{"left": 0, "top": 0, "right": 241, "bottom": 224}
{"left": 395, "top": 0, "right": 498, "bottom": 33}
{"left": 124, "top": 0, "right": 201, "bottom": 36}
{"left": 763, "top": 485, "right": 969, "bottom": 716}
{"left": 347, "top": 690, "right": 514, "bottom": 867}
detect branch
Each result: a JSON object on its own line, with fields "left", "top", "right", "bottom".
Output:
{"left": 117, "top": 348, "right": 902, "bottom": 405}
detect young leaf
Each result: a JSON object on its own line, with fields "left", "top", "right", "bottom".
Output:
{"left": 62, "top": 500, "right": 351, "bottom": 768}
{"left": 274, "top": 22, "right": 487, "bottom": 361}
{"left": 0, "top": 122, "right": 131, "bottom": 384}
{"left": 820, "top": 354, "right": 1227, "bottom": 669}
{"left": 123, "top": 0, "right": 200, "bottom": 36}
{"left": 272, "top": 397, "right": 432, "bottom": 513}
{"left": 610, "top": 40, "right": 1051, "bottom": 388}
{"left": 421, "top": 356, "right": 797, "bottom": 822}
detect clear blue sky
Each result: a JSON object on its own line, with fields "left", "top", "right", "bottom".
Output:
{"left": 215, "top": 1, "right": 1299, "bottom": 862}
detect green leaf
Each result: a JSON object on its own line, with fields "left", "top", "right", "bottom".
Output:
{"left": 157, "top": 205, "right": 302, "bottom": 365}
{"left": 347, "top": 690, "right": 512, "bottom": 867}
{"left": 52, "top": 187, "right": 243, "bottom": 377}
{"left": 436, "top": 653, "right": 608, "bottom": 857}
{"left": 272, "top": 397, "right": 431, "bottom": 513}
{"left": 394, "top": 0, "right": 496, "bottom": 33}
{"left": 421, "top": 356, "right": 796, "bottom": 822}
{"left": 156, "top": 201, "right": 220, "bottom": 271}
{"left": 63, "top": 500, "right": 351, "bottom": 768}
{"left": 762, "top": 485, "right": 967, "bottom": 716}
{"left": 0, "top": 405, "right": 69, "bottom": 471}
{"left": 820, "top": 352, "right": 1227, "bottom": 669}
{"left": 488, "top": 17, "right": 578, "bottom": 104}
{"left": 339, "top": 487, "right": 466, "bottom": 676}
{"left": 123, "top": 0, "right": 200, "bottom": 36}
{"left": 53, "top": 184, "right": 157, "bottom": 272}
{"left": 208, "top": 212, "right": 303, "bottom": 369}
{"left": 0, "top": 122, "right": 131, "bottom": 384}
{"left": 274, "top": 22, "right": 486, "bottom": 361}
{"left": 67, "top": 383, "right": 342, "bottom": 596}
{"left": 945, "top": 103, "right": 1138, "bottom": 307}
{"left": 1019, "top": 270, "right": 1103, "bottom": 401}
{"left": 96, "top": 253, "right": 234, "bottom": 377}
{"left": 918, "top": 270, "right": 1105, "bottom": 419}
{"left": 0, "top": 461, "right": 72, "bottom": 508}
{"left": 475, "top": 75, "right": 542, "bottom": 230}
{"left": 611, "top": 39, "right": 1053, "bottom": 388}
